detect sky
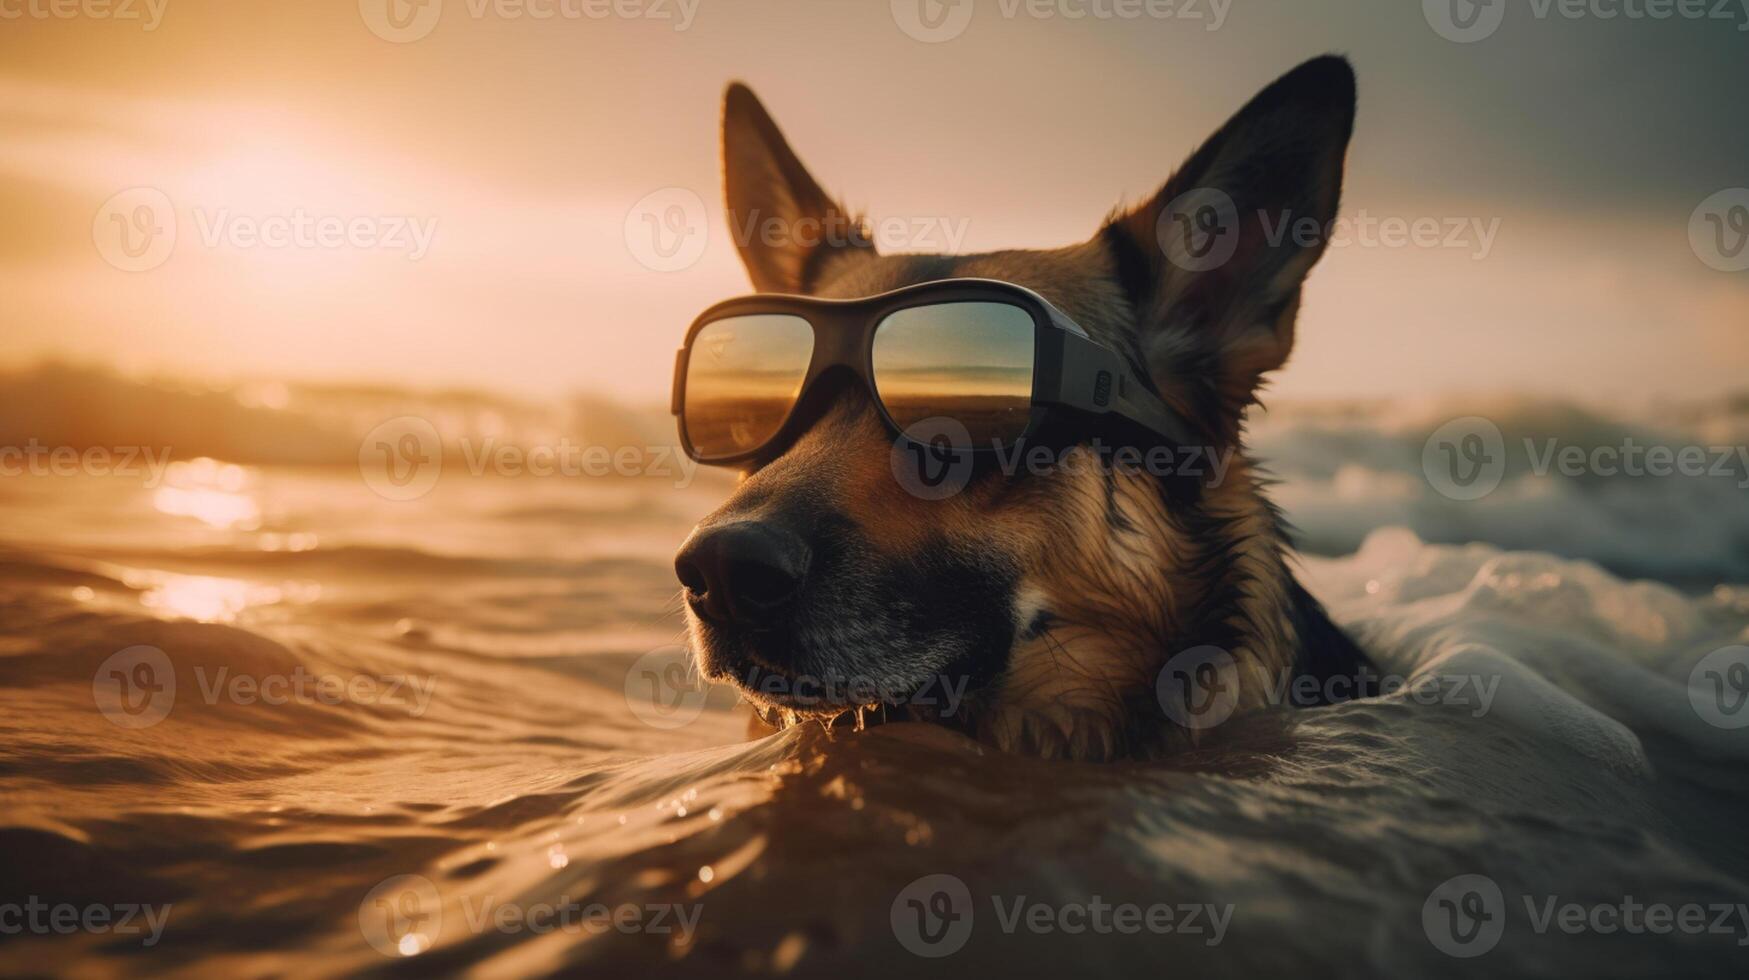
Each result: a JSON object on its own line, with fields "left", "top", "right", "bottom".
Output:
{"left": 1, "top": 0, "right": 1745, "bottom": 408}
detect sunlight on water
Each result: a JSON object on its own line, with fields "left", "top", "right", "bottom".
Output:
{"left": 153, "top": 486, "right": 260, "bottom": 530}
{"left": 2, "top": 459, "right": 1743, "bottom": 976}
{"left": 138, "top": 572, "right": 301, "bottom": 623}
{"left": 152, "top": 458, "right": 261, "bottom": 530}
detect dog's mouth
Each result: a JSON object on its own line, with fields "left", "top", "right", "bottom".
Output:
{"left": 713, "top": 654, "right": 915, "bottom": 717}
{"left": 700, "top": 641, "right": 974, "bottom": 730}
{"left": 745, "top": 684, "right": 902, "bottom": 732}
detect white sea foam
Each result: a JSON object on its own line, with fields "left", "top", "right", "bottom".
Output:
{"left": 1305, "top": 527, "right": 1749, "bottom": 775}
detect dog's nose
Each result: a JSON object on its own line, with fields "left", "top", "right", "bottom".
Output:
{"left": 675, "top": 521, "right": 810, "bottom": 625}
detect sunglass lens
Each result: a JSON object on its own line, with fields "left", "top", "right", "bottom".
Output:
{"left": 682, "top": 314, "right": 814, "bottom": 459}
{"left": 871, "top": 301, "right": 1036, "bottom": 446}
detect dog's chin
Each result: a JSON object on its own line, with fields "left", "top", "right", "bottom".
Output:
{"left": 732, "top": 663, "right": 908, "bottom": 729}
{"left": 691, "top": 628, "right": 962, "bottom": 724}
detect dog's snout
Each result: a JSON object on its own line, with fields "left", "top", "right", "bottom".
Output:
{"left": 675, "top": 521, "right": 811, "bottom": 625}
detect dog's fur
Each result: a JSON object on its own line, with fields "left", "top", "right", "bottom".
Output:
{"left": 678, "top": 56, "right": 1376, "bottom": 761}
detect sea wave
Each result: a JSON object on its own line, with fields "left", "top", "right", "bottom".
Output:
{"left": 1255, "top": 395, "right": 1749, "bottom": 584}
{"left": 3, "top": 362, "right": 1744, "bottom": 586}
{"left": 1, "top": 521, "right": 1746, "bottom": 976}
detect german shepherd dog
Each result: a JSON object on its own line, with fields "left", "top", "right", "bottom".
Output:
{"left": 675, "top": 56, "right": 1376, "bottom": 760}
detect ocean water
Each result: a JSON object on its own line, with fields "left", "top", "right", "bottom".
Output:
{"left": 2, "top": 369, "right": 1747, "bottom": 977}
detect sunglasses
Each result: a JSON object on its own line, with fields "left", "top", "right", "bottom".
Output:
{"left": 671, "top": 278, "right": 1197, "bottom": 465}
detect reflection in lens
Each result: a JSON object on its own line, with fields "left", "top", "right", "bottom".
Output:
{"left": 683, "top": 314, "right": 814, "bottom": 459}
{"left": 872, "top": 302, "right": 1035, "bottom": 445}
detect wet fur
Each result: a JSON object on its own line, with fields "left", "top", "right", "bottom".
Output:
{"left": 685, "top": 57, "right": 1376, "bottom": 761}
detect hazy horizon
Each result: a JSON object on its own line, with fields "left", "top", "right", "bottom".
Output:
{"left": 3, "top": 0, "right": 1746, "bottom": 404}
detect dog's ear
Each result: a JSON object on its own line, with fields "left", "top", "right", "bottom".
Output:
{"left": 1102, "top": 55, "right": 1355, "bottom": 445}
{"left": 722, "top": 83, "right": 873, "bottom": 293}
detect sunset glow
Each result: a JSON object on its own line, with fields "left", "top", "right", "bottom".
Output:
{"left": 3, "top": 3, "right": 1744, "bottom": 405}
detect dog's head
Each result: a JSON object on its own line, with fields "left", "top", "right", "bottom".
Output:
{"left": 676, "top": 57, "right": 1356, "bottom": 753}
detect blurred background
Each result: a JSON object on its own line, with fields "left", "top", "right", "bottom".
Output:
{"left": 2, "top": 3, "right": 1747, "bottom": 976}
{"left": 4, "top": 0, "right": 1747, "bottom": 401}
{"left": 1, "top": 0, "right": 1745, "bottom": 584}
